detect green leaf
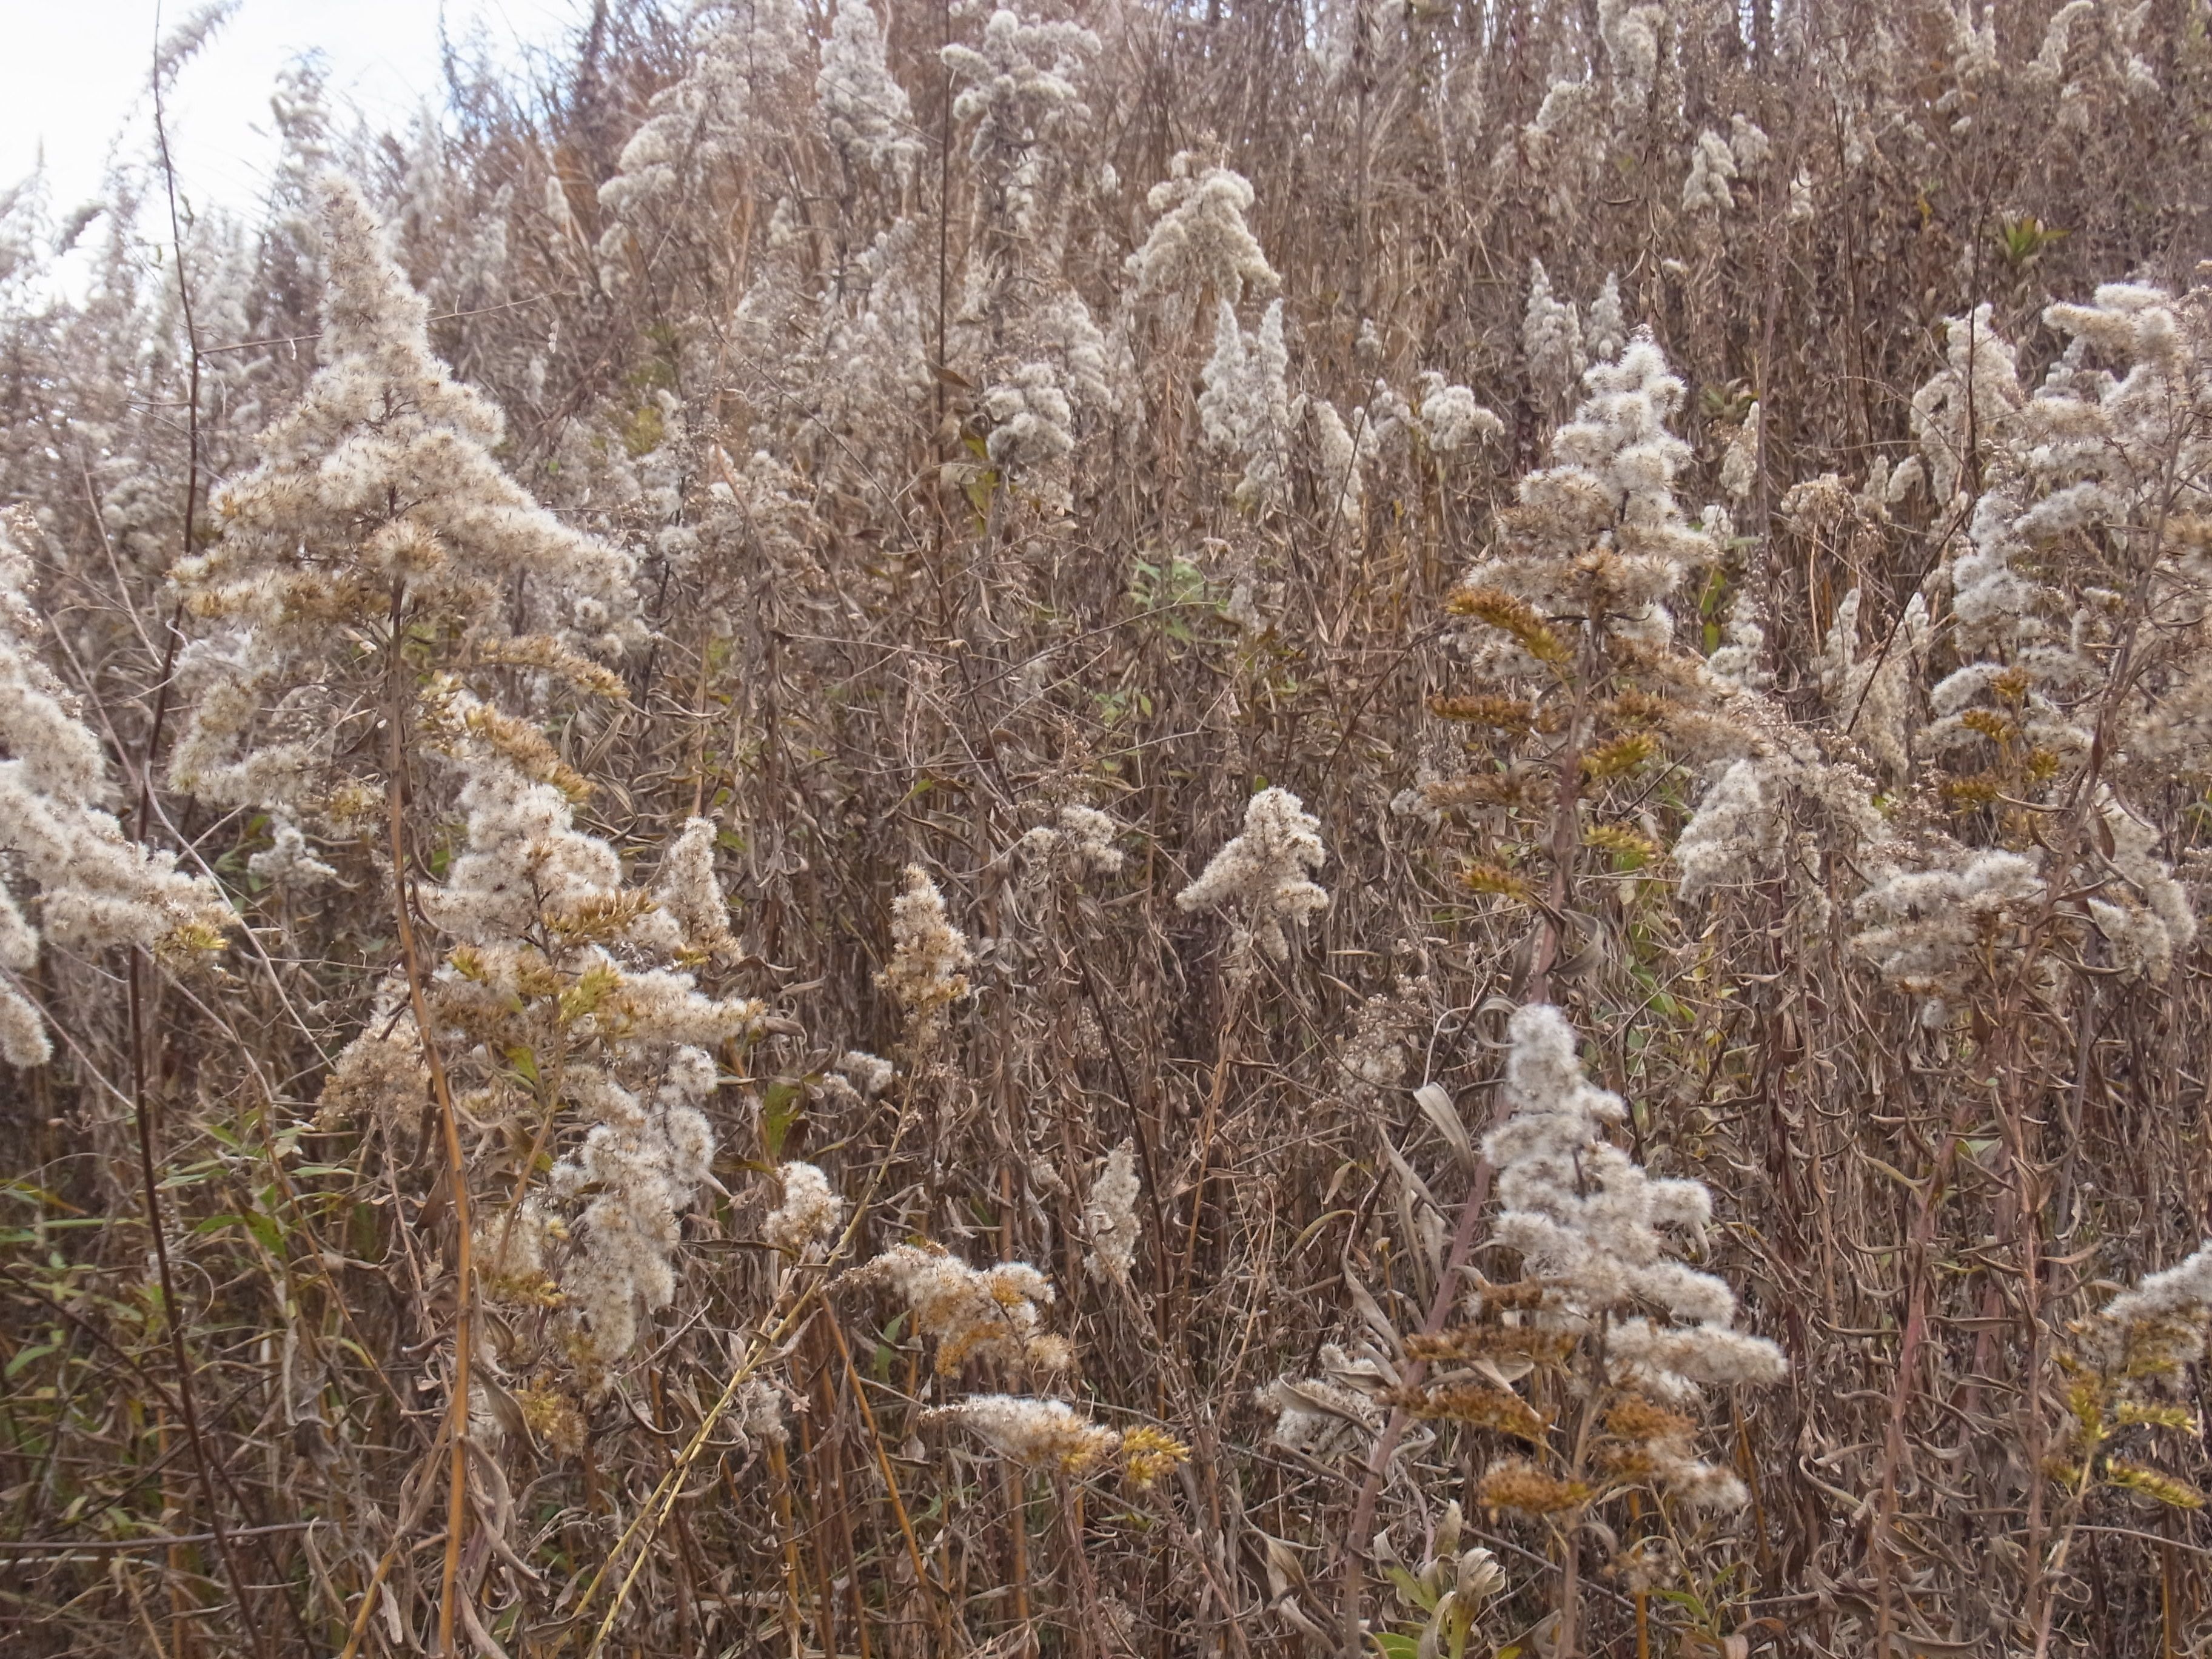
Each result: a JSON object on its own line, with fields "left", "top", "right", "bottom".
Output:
{"left": 1370, "top": 1635, "right": 1420, "bottom": 1659}
{"left": 762, "top": 1079, "right": 806, "bottom": 1159}
{"left": 1384, "top": 1566, "right": 1432, "bottom": 1609}
{"left": 243, "top": 1209, "right": 285, "bottom": 1258}
{"left": 5, "top": 1340, "right": 60, "bottom": 1379}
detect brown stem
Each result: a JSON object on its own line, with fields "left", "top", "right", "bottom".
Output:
{"left": 124, "top": 44, "right": 266, "bottom": 1657}
{"left": 1630, "top": 1489, "right": 1649, "bottom": 1659}
{"left": 1175, "top": 985, "right": 1242, "bottom": 1307}
{"left": 2029, "top": 1523, "right": 2080, "bottom": 1659}
{"left": 1337, "top": 1152, "right": 1496, "bottom": 1655}
{"left": 765, "top": 1438, "right": 810, "bottom": 1659}
{"left": 1008, "top": 1463, "right": 1034, "bottom": 1641}
{"left": 795, "top": 1407, "right": 841, "bottom": 1659}
{"left": 1871, "top": 1090, "right": 1976, "bottom": 1659}
{"left": 822, "top": 1305, "right": 953, "bottom": 1652}
{"left": 1556, "top": 1521, "right": 1581, "bottom": 1659}
{"left": 1528, "top": 636, "right": 1593, "bottom": 1005}
{"left": 127, "top": 950, "right": 269, "bottom": 1659}
{"left": 335, "top": 1412, "right": 458, "bottom": 1659}
{"left": 1056, "top": 1475, "right": 1102, "bottom": 1659}
{"left": 383, "top": 578, "right": 475, "bottom": 1657}
{"left": 809, "top": 1344, "right": 870, "bottom": 1659}
{"left": 2163, "top": 1530, "right": 2179, "bottom": 1659}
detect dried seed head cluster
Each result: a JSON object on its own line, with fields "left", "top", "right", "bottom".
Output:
{"left": 853, "top": 1242, "right": 1071, "bottom": 1375}
{"left": 1259, "top": 1342, "right": 1389, "bottom": 1457}
{"left": 1483, "top": 1005, "right": 1785, "bottom": 1399}
{"left": 631, "top": 816, "right": 742, "bottom": 963}
{"left": 167, "top": 179, "right": 633, "bottom": 825}
{"left": 1017, "top": 802, "right": 1125, "bottom": 882}
{"left": 877, "top": 864, "right": 974, "bottom": 1046}
{"left": 1847, "top": 286, "right": 2210, "bottom": 1008}
{"left": 1199, "top": 300, "right": 1296, "bottom": 512}
{"left": 2048, "top": 1245, "right": 2212, "bottom": 1513}
{"left": 1119, "top": 1424, "right": 1191, "bottom": 1489}
{"left": 2077, "top": 1244, "right": 2212, "bottom": 1382}
{"left": 817, "top": 0, "right": 918, "bottom": 181}
{"left": 837, "top": 1050, "right": 896, "bottom": 1096}
{"left": 595, "top": 0, "right": 811, "bottom": 264}
{"left": 431, "top": 788, "right": 762, "bottom": 1374}
{"left": 762, "top": 1161, "right": 845, "bottom": 1258}
{"left": 0, "top": 514, "right": 227, "bottom": 1065}
{"left": 1127, "top": 152, "right": 1278, "bottom": 317}
{"left": 1176, "top": 786, "right": 1330, "bottom": 985}
{"left": 1468, "top": 331, "right": 1711, "bottom": 674}
{"left": 313, "top": 973, "right": 424, "bottom": 1126}
{"left": 545, "top": 1050, "right": 723, "bottom": 1372}
{"left": 925, "top": 1393, "right": 1120, "bottom": 1473}
{"left": 1416, "top": 374, "right": 1505, "bottom": 454}
{"left": 1083, "top": 1139, "right": 1141, "bottom": 1285}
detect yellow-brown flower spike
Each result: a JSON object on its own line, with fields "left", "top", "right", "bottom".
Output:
{"left": 1476, "top": 1458, "right": 1592, "bottom": 1515}
{"left": 1121, "top": 1425, "right": 1192, "bottom": 1489}
{"left": 1446, "top": 585, "right": 1574, "bottom": 669}
{"left": 1384, "top": 1383, "right": 1552, "bottom": 1443}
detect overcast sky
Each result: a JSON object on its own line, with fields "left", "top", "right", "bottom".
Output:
{"left": 5, "top": 1, "right": 592, "bottom": 223}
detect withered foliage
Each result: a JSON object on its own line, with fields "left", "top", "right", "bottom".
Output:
{"left": 6, "top": 2, "right": 2212, "bottom": 1657}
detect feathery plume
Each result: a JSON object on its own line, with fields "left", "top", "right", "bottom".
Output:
{"left": 0, "top": 515, "right": 228, "bottom": 1066}
{"left": 1177, "top": 786, "right": 1330, "bottom": 985}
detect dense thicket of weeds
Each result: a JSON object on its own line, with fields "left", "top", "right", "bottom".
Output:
{"left": 6, "top": 2, "right": 2212, "bottom": 1656}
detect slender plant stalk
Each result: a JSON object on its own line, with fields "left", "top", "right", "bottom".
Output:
{"left": 765, "top": 1437, "right": 811, "bottom": 1659}
{"left": 382, "top": 578, "right": 475, "bottom": 1657}
{"left": 823, "top": 1304, "right": 954, "bottom": 1652}
{"left": 126, "top": 950, "right": 269, "bottom": 1659}
{"left": 116, "top": 24, "right": 274, "bottom": 1658}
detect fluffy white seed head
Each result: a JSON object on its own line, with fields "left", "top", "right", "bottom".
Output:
{"left": 1416, "top": 374, "right": 1504, "bottom": 454}
{"left": 1852, "top": 847, "right": 2046, "bottom": 1005}
{"left": 1084, "top": 1141, "right": 1141, "bottom": 1285}
{"left": 1177, "top": 787, "right": 1330, "bottom": 985}
{"left": 1523, "top": 260, "right": 1584, "bottom": 407}
{"left": 763, "top": 1162, "right": 845, "bottom": 1257}
{"left": 1483, "top": 1005, "right": 1786, "bottom": 1401}
{"left": 0, "top": 514, "right": 230, "bottom": 1066}
{"left": 1259, "top": 1342, "right": 1386, "bottom": 1456}
{"left": 1199, "top": 299, "right": 1297, "bottom": 511}
{"left": 550, "top": 1048, "right": 723, "bottom": 1371}
{"left": 855, "top": 1242, "right": 1072, "bottom": 1375}
{"left": 1127, "top": 152, "right": 1278, "bottom": 314}
{"left": 1681, "top": 130, "right": 1738, "bottom": 212}
{"left": 1909, "top": 304, "right": 2024, "bottom": 504}
{"left": 1674, "top": 759, "right": 1782, "bottom": 898}
{"left": 247, "top": 819, "right": 337, "bottom": 888}
{"left": 878, "top": 865, "right": 974, "bottom": 1044}
{"left": 169, "top": 178, "right": 634, "bottom": 822}
{"left": 628, "top": 817, "right": 740, "bottom": 961}
{"left": 817, "top": 0, "right": 919, "bottom": 180}
{"left": 925, "top": 1393, "right": 1119, "bottom": 1472}
{"left": 1464, "top": 329, "right": 1708, "bottom": 669}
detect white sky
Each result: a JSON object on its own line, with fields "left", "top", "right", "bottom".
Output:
{"left": 5, "top": 1, "right": 593, "bottom": 223}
